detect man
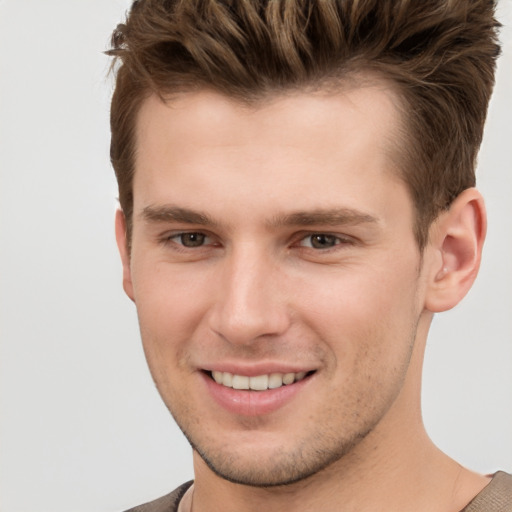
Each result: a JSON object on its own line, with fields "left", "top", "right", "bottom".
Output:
{"left": 108, "top": 1, "right": 511, "bottom": 510}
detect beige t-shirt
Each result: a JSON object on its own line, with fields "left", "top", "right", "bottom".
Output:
{"left": 125, "top": 471, "right": 512, "bottom": 512}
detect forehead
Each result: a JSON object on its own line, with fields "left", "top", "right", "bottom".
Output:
{"left": 132, "top": 80, "right": 409, "bottom": 226}
{"left": 135, "top": 79, "right": 403, "bottom": 155}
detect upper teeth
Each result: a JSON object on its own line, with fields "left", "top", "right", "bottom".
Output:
{"left": 211, "top": 371, "right": 307, "bottom": 390}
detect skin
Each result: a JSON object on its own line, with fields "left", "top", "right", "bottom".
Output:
{"left": 117, "top": 82, "right": 489, "bottom": 511}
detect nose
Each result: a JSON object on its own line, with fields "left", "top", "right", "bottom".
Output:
{"left": 208, "top": 245, "right": 291, "bottom": 345}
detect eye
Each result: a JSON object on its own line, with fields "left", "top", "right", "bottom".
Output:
{"left": 170, "top": 232, "right": 210, "bottom": 248}
{"left": 299, "top": 233, "right": 348, "bottom": 249}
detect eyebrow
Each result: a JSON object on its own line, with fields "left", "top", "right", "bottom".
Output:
{"left": 140, "top": 205, "right": 378, "bottom": 229}
{"left": 141, "top": 205, "right": 218, "bottom": 226}
{"left": 267, "top": 208, "right": 379, "bottom": 228}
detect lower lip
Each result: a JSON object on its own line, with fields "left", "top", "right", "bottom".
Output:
{"left": 202, "top": 372, "right": 312, "bottom": 417}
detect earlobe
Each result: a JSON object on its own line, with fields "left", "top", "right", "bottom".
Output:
{"left": 115, "top": 209, "right": 135, "bottom": 302}
{"left": 424, "top": 188, "right": 486, "bottom": 313}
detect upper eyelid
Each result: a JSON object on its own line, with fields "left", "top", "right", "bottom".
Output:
{"left": 294, "top": 230, "right": 356, "bottom": 242}
{"left": 170, "top": 232, "right": 208, "bottom": 239}
{"left": 160, "top": 228, "right": 213, "bottom": 238}
{"left": 157, "top": 229, "right": 357, "bottom": 246}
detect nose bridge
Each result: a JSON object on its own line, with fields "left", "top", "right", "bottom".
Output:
{"left": 210, "top": 241, "right": 289, "bottom": 344}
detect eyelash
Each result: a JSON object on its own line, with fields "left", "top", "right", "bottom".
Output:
{"left": 158, "top": 231, "right": 355, "bottom": 252}
{"left": 296, "top": 233, "right": 354, "bottom": 250}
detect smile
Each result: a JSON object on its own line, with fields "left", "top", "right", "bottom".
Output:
{"left": 203, "top": 368, "right": 316, "bottom": 416}
{"left": 209, "top": 370, "right": 311, "bottom": 391}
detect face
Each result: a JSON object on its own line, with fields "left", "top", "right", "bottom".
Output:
{"left": 119, "top": 84, "right": 432, "bottom": 486}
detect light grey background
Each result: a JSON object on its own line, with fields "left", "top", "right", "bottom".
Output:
{"left": 0, "top": 1, "right": 510, "bottom": 511}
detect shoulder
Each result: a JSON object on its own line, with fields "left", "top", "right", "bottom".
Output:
{"left": 462, "top": 472, "right": 512, "bottom": 512}
{"left": 123, "top": 481, "right": 194, "bottom": 512}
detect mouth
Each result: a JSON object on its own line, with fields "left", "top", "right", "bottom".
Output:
{"left": 205, "top": 370, "right": 315, "bottom": 391}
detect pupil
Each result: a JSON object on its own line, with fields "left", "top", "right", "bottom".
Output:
{"left": 182, "top": 233, "right": 205, "bottom": 247}
{"left": 311, "top": 234, "right": 336, "bottom": 249}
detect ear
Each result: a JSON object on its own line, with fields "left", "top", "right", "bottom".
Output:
{"left": 424, "top": 188, "right": 486, "bottom": 313}
{"left": 115, "top": 209, "right": 135, "bottom": 302}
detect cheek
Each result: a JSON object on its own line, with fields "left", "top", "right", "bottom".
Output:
{"left": 298, "top": 258, "right": 421, "bottom": 363}
{"left": 302, "top": 270, "right": 420, "bottom": 426}
{"left": 132, "top": 262, "right": 213, "bottom": 369}
{"left": 133, "top": 258, "right": 210, "bottom": 322}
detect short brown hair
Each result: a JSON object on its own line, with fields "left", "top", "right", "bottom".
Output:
{"left": 108, "top": 0, "right": 501, "bottom": 249}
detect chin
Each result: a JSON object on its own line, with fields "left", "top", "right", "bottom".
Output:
{"left": 186, "top": 427, "right": 369, "bottom": 488}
